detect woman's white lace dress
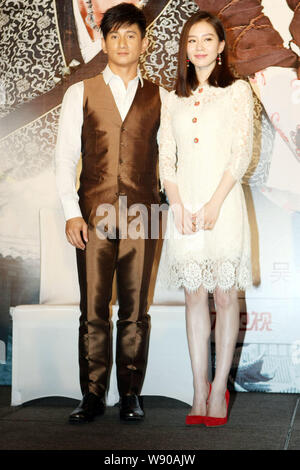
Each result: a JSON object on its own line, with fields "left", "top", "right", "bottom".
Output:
{"left": 159, "top": 79, "right": 254, "bottom": 293}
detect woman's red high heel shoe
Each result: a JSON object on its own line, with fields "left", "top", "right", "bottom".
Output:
{"left": 205, "top": 389, "right": 230, "bottom": 427}
{"left": 185, "top": 383, "right": 212, "bottom": 425}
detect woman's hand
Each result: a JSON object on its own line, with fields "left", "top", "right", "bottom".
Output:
{"left": 171, "top": 203, "right": 195, "bottom": 235}
{"left": 193, "top": 199, "right": 221, "bottom": 231}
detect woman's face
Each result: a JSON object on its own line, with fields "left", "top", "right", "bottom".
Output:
{"left": 186, "top": 20, "right": 225, "bottom": 71}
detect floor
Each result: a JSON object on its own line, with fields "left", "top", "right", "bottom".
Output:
{"left": 0, "top": 386, "right": 299, "bottom": 451}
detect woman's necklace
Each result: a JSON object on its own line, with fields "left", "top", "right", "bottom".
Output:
{"left": 85, "top": 1, "right": 149, "bottom": 32}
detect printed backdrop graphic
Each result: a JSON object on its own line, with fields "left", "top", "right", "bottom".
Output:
{"left": 0, "top": 0, "right": 300, "bottom": 395}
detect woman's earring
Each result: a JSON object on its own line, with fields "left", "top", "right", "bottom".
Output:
{"left": 217, "top": 53, "right": 222, "bottom": 65}
{"left": 186, "top": 58, "right": 190, "bottom": 68}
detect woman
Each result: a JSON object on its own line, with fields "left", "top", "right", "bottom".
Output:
{"left": 159, "top": 10, "right": 254, "bottom": 426}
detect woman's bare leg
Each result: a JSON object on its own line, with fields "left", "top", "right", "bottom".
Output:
{"left": 208, "top": 287, "right": 239, "bottom": 417}
{"left": 185, "top": 286, "right": 211, "bottom": 415}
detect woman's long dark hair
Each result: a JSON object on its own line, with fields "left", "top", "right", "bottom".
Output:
{"left": 175, "top": 11, "right": 236, "bottom": 97}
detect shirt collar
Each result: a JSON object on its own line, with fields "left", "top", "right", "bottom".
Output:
{"left": 103, "top": 64, "right": 144, "bottom": 88}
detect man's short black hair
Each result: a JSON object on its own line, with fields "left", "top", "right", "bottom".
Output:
{"left": 101, "top": 2, "right": 147, "bottom": 39}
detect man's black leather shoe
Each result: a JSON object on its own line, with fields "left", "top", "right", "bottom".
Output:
{"left": 69, "top": 392, "right": 105, "bottom": 424}
{"left": 119, "top": 394, "right": 145, "bottom": 421}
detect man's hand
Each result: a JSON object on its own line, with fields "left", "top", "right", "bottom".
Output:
{"left": 65, "top": 217, "right": 88, "bottom": 250}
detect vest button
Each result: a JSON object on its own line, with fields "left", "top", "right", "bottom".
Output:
{"left": 121, "top": 127, "right": 126, "bottom": 132}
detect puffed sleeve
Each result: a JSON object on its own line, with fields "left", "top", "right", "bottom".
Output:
{"left": 227, "top": 80, "right": 254, "bottom": 181}
{"left": 158, "top": 91, "right": 178, "bottom": 191}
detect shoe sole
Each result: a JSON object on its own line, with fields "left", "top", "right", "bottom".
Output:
{"left": 68, "top": 411, "right": 105, "bottom": 424}
{"left": 120, "top": 415, "right": 144, "bottom": 422}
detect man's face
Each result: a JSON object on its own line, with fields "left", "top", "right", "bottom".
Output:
{"left": 102, "top": 23, "right": 148, "bottom": 68}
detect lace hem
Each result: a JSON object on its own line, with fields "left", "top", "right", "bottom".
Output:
{"left": 158, "top": 257, "right": 252, "bottom": 293}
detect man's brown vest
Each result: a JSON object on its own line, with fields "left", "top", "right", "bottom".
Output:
{"left": 78, "top": 74, "right": 161, "bottom": 223}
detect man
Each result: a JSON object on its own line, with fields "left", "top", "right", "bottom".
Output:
{"left": 55, "top": 2, "right": 165, "bottom": 423}
{"left": 75, "top": 0, "right": 148, "bottom": 63}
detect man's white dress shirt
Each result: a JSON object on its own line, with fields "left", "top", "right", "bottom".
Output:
{"left": 55, "top": 65, "right": 166, "bottom": 221}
